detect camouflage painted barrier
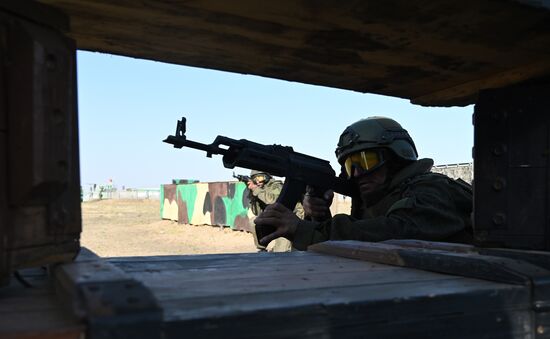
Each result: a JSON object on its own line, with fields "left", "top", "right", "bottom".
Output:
{"left": 161, "top": 180, "right": 354, "bottom": 232}
{"left": 161, "top": 182, "right": 254, "bottom": 232}
{"left": 161, "top": 162, "right": 472, "bottom": 233}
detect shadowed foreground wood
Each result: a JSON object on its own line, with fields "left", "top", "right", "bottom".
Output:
{"left": 36, "top": 0, "right": 550, "bottom": 106}
{"left": 0, "top": 268, "right": 83, "bottom": 339}
{"left": 107, "top": 250, "right": 531, "bottom": 338}
{"left": 3, "top": 244, "right": 545, "bottom": 338}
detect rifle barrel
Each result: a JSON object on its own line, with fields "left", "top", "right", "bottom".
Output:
{"left": 163, "top": 136, "right": 229, "bottom": 156}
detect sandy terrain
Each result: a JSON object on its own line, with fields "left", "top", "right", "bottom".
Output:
{"left": 81, "top": 199, "right": 258, "bottom": 257}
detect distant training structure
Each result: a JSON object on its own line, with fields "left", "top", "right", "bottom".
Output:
{"left": 432, "top": 162, "right": 473, "bottom": 183}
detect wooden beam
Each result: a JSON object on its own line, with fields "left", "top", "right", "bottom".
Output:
{"left": 38, "top": 0, "right": 550, "bottom": 106}
{"left": 308, "top": 240, "right": 550, "bottom": 285}
{"left": 54, "top": 247, "right": 163, "bottom": 338}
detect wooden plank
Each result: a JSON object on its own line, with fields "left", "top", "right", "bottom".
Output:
{"left": 2, "top": 329, "right": 82, "bottom": 339}
{"left": 108, "top": 252, "right": 526, "bottom": 313}
{"left": 111, "top": 252, "right": 436, "bottom": 299}
{"left": 0, "top": 267, "right": 84, "bottom": 339}
{"left": 74, "top": 246, "right": 101, "bottom": 262}
{"left": 480, "top": 247, "right": 550, "bottom": 271}
{"left": 160, "top": 277, "right": 529, "bottom": 319}
{"left": 128, "top": 265, "right": 462, "bottom": 302}
{"left": 8, "top": 233, "right": 79, "bottom": 269}
{"left": 54, "top": 258, "right": 136, "bottom": 319}
{"left": 107, "top": 251, "right": 393, "bottom": 272}
{"left": 106, "top": 251, "right": 533, "bottom": 337}
{"left": 0, "top": 0, "right": 69, "bottom": 32}
{"left": 6, "top": 12, "right": 76, "bottom": 206}
{"left": 0, "top": 299, "right": 83, "bottom": 339}
{"left": 116, "top": 252, "right": 425, "bottom": 276}
{"left": 166, "top": 304, "right": 532, "bottom": 339}
{"left": 161, "top": 280, "right": 528, "bottom": 338}
{"left": 108, "top": 251, "right": 318, "bottom": 262}
{"left": 1, "top": 267, "right": 51, "bottom": 294}
{"left": 0, "top": 294, "right": 79, "bottom": 321}
{"left": 38, "top": 0, "right": 550, "bottom": 106}
{"left": 161, "top": 278, "right": 527, "bottom": 320}
{"left": 128, "top": 251, "right": 529, "bottom": 338}
{"left": 0, "top": 20, "right": 5, "bottom": 133}
{"left": 309, "top": 240, "right": 550, "bottom": 285}
{"left": 1, "top": 5, "right": 80, "bottom": 274}
{"left": 382, "top": 239, "right": 477, "bottom": 253}
{"left": 0, "top": 18, "right": 7, "bottom": 286}
{"left": 2, "top": 250, "right": 540, "bottom": 339}
{"left": 384, "top": 239, "right": 550, "bottom": 271}
{"left": 0, "top": 131, "right": 7, "bottom": 285}
{"left": 53, "top": 256, "right": 163, "bottom": 338}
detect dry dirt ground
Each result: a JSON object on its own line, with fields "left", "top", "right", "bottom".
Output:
{"left": 81, "top": 199, "right": 258, "bottom": 257}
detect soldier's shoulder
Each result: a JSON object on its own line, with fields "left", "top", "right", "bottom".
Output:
{"left": 268, "top": 179, "right": 284, "bottom": 186}
{"left": 405, "top": 172, "right": 472, "bottom": 194}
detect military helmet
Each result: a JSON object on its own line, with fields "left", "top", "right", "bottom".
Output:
{"left": 250, "top": 170, "right": 271, "bottom": 183}
{"left": 250, "top": 170, "right": 268, "bottom": 177}
{"left": 335, "top": 117, "right": 418, "bottom": 165}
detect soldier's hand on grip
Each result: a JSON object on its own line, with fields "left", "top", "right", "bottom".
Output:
{"left": 254, "top": 203, "right": 300, "bottom": 246}
{"left": 303, "top": 187, "right": 333, "bottom": 221}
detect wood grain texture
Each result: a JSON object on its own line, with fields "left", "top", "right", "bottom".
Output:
{"left": 106, "top": 251, "right": 532, "bottom": 338}
{"left": 309, "top": 240, "right": 550, "bottom": 285}
{"left": 0, "top": 0, "right": 69, "bottom": 32}
{"left": 0, "top": 13, "right": 8, "bottom": 285}
{"left": 0, "top": 7, "right": 80, "bottom": 275}
{"left": 0, "top": 132, "right": 7, "bottom": 284}
{"left": 4, "top": 250, "right": 536, "bottom": 338}
{"left": 39, "top": 0, "right": 550, "bottom": 106}
{"left": 0, "top": 268, "right": 84, "bottom": 339}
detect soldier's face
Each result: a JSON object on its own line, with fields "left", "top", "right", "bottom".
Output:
{"left": 253, "top": 178, "right": 266, "bottom": 187}
{"left": 252, "top": 174, "right": 267, "bottom": 188}
{"left": 354, "top": 165, "right": 388, "bottom": 197}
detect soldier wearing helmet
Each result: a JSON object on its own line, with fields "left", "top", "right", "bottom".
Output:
{"left": 247, "top": 170, "right": 304, "bottom": 252}
{"left": 247, "top": 170, "right": 277, "bottom": 216}
{"left": 255, "top": 117, "right": 473, "bottom": 250}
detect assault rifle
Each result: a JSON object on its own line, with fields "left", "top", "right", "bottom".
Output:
{"left": 164, "top": 117, "right": 358, "bottom": 241}
{"left": 232, "top": 172, "right": 251, "bottom": 183}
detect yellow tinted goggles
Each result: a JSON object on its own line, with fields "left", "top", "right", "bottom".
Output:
{"left": 344, "top": 150, "right": 383, "bottom": 178}
{"left": 252, "top": 174, "right": 266, "bottom": 184}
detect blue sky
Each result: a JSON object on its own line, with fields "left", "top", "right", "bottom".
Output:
{"left": 77, "top": 51, "right": 473, "bottom": 189}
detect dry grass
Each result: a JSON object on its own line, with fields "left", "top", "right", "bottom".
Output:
{"left": 81, "top": 199, "right": 257, "bottom": 257}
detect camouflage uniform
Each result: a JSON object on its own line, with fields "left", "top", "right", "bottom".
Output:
{"left": 292, "top": 158, "right": 472, "bottom": 250}
{"left": 249, "top": 178, "right": 304, "bottom": 252}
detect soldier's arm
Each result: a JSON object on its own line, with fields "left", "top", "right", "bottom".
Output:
{"left": 292, "top": 182, "right": 471, "bottom": 250}
{"left": 251, "top": 181, "right": 282, "bottom": 205}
